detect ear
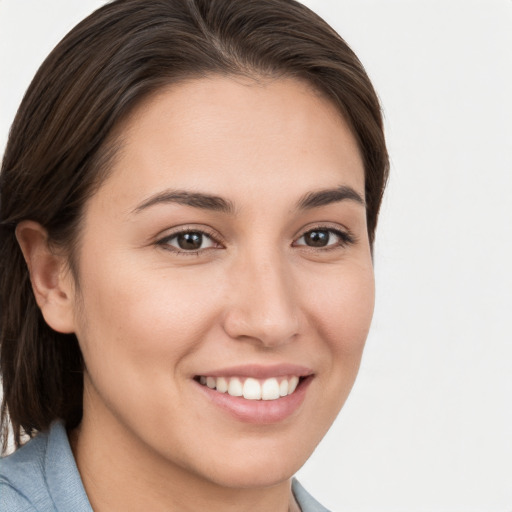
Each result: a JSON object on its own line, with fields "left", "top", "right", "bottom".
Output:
{"left": 15, "top": 220, "right": 76, "bottom": 334}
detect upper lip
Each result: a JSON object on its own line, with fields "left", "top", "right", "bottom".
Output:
{"left": 195, "top": 364, "right": 314, "bottom": 379}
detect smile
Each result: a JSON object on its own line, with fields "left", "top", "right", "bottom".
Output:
{"left": 193, "top": 365, "right": 314, "bottom": 423}
{"left": 197, "top": 375, "right": 300, "bottom": 400}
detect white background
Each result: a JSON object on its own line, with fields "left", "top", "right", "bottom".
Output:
{"left": 1, "top": 1, "right": 511, "bottom": 511}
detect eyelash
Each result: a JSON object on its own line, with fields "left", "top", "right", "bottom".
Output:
{"left": 156, "top": 225, "right": 355, "bottom": 256}
{"left": 156, "top": 226, "right": 221, "bottom": 256}
{"left": 293, "top": 226, "right": 356, "bottom": 251}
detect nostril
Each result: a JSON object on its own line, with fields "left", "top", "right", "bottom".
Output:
{"left": 222, "top": 309, "right": 300, "bottom": 348}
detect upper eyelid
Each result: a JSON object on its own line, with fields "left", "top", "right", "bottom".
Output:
{"left": 293, "top": 222, "right": 352, "bottom": 239}
{"left": 157, "top": 225, "right": 222, "bottom": 243}
{"left": 156, "top": 228, "right": 223, "bottom": 255}
{"left": 293, "top": 225, "right": 357, "bottom": 249}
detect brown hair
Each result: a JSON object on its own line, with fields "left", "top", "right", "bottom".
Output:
{"left": 0, "top": 0, "right": 388, "bottom": 452}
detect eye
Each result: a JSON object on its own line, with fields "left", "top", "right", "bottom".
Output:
{"left": 158, "top": 230, "right": 218, "bottom": 253}
{"left": 294, "top": 228, "right": 353, "bottom": 248}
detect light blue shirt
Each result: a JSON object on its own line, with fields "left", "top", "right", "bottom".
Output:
{"left": 0, "top": 422, "right": 329, "bottom": 511}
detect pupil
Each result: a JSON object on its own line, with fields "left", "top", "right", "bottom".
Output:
{"left": 178, "top": 232, "right": 202, "bottom": 250}
{"left": 306, "top": 230, "right": 329, "bottom": 247}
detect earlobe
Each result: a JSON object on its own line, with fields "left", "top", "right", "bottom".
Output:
{"left": 15, "top": 220, "right": 76, "bottom": 334}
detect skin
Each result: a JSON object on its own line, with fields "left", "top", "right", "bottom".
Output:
{"left": 17, "top": 76, "right": 374, "bottom": 512}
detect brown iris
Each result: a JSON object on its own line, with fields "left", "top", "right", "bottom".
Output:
{"left": 303, "top": 230, "right": 330, "bottom": 247}
{"left": 177, "top": 232, "right": 204, "bottom": 250}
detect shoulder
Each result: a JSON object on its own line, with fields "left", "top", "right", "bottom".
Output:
{"left": 0, "top": 430, "right": 54, "bottom": 511}
{"left": 292, "top": 478, "right": 331, "bottom": 512}
{"left": 0, "top": 421, "right": 92, "bottom": 511}
{"left": 0, "top": 481, "right": 40, "bottom": 511}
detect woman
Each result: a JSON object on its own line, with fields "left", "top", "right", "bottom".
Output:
{"left": 0, "top": 0, "right": 388, "bottom": 510}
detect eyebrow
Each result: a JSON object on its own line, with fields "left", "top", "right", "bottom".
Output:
{"left": 132, "top": 190, "right": 235, "bottom": 214}
{"left": 296, "top": 185, "right": 365, "bottom": 210}
{"left": 132, "top": 185, "right": 364, "bottom": 215}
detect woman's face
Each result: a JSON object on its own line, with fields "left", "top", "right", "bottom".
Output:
{"left": 70, "top": 76, "right": 374, "bottom": 487}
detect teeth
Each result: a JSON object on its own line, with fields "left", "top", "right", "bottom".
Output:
{"left": 199, "top": 375, "right": 302, "bottom": 400}
{"left": 228, "top": 377, "right": 243, "bottom": 397}
{"left": 216, "top": 377, "right": 228, "bottom": 393}
{"left": 262, "top": 378, "right": 280, "bottom": 400}
{"left": 289, "top": 376, "right": 299, "bottom": 394}
{"left": 279, "top": 379, "right": 289, "bottom": 397}
{"left": 243, "top": 378, "right": 261, "bottom": 400}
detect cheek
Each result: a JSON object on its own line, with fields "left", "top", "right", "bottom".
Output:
{"left": 290, "top": 260, "right": 374, "bottom": 446}
{"left": 73, "top": 252, "right": 224, "bottom": 381}
{"left": 307, "top": 261, "right": 375, "bottom": 358}
{"left": 72, "top": 256, "right": 230, "bottom": 442}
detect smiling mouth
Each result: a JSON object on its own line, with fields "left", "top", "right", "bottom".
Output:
{"left": 195, "top": 375, "right": 306, "bottom": 401}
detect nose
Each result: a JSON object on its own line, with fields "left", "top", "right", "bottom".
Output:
{"left": 222, "top": 252, "right": 300, "bottom": 348}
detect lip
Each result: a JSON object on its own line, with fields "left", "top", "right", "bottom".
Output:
{"left": 195, "top": 364, "right": 314, "bottom": 379}
{"left": 193, "top": 365, "right": 314, "bottom": 424}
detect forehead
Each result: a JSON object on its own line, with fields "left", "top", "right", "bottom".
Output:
{"left": 93, "top": 75, "right": 365, "bottom": 211}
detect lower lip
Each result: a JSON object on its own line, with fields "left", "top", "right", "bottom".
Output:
{"left": 195, "top": 377, "right": 313, "bottom": 424}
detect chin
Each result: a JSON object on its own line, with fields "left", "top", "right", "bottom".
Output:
{"left": 199, "top": 458, "right": 301, "bottom": 490}
{"left": 181, "top": 430, "right": 321, "bottom": 490}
